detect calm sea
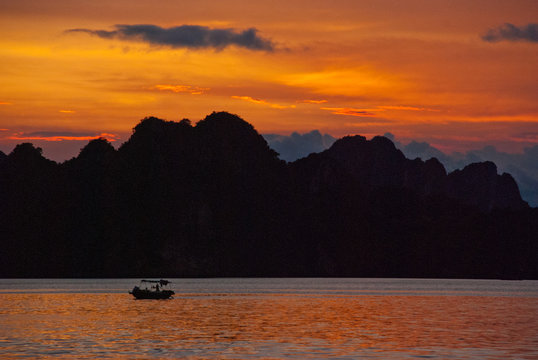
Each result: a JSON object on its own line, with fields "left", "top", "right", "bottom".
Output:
{"left": 1, "top": 278, "right": 537, "bottom": 359}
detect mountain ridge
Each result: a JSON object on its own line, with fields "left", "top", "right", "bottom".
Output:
{"left": 0, "top": 112, "right": 536, "bottom": 278}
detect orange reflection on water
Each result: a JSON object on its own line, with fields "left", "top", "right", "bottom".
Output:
{"left": 1, "top": 292, "right": 537, "bottom": 359}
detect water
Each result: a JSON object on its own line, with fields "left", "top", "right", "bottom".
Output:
{"left": 1, "top": 278, "right": 537, "bottom": 359}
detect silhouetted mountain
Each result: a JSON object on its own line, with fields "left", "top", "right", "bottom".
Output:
{"left": 385, "top": 135, "right": 538, "bottom": 207}
{"left": 0, "top": 112, "right": 536, "bottom": 279}
{"left": 294, "top": 136, "right": 526, "bottom": 211}
{"left": 0, "top": 144, "right": 68, "bottom": 276}
{"left": 447, "top": 162, "right": 527, "bottom": 212}
{"left": 287, "top": 135, "right": 533, "bottom": 277}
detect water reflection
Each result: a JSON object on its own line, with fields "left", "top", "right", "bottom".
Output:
{"left": 0, "top": 280, "right": 537, "bottom": 359}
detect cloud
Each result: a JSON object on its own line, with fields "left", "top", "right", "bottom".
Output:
{"left": 66, "top": 24, "right": 275, "bottom": 51}
{"left": 321, "top": 105, "right": 437, "bottom": 117}
{"left": 231, "top": 95, "right": 296, "bottom": 109}
{"left": 299, "top": 99, "right": 328, "bottom": 104}
{"left": 8, "top": 131, "right": 119, "bottom": 142}
{"left": 482, "top": 23, "right": 538, "bottom": 43}
{"left": 263, "top": 130, "right": 336, "bottom": 162}
{"left": 378, "top": 105, "right": 439, "bottom": 112}
{"left": 510, "top": 132, "right": 538, "bottom": 143}
{"left": 153, "top": 84, "right": 209, "bottom": 95}
{"left": 0, "top": 101, "right": 12, "bottom": 105}
{"left": 321, "top": 107, "right": 377, "bottom": 117}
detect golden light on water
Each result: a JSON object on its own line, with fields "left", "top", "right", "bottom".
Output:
{"left": 1, "top": 290, "right": 537, "bottom": 359}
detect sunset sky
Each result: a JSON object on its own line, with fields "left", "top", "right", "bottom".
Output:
{"left": 1, "top": 0, "right": 537, "bottom": 161}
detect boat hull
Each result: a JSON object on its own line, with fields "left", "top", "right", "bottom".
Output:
{"left": 129, "top": 287, "right": 174, "bottom": 299}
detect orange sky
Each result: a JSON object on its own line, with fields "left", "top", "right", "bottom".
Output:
{"left": 1, "top": 0, "right": 537, "bottom": 161}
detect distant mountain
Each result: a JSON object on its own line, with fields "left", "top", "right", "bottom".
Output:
{"left": 264, "top": 131, "right": 538, "bottom": 207}
{"left": 293, "top": 135, "right": 527, "bottom": 211}
{"left": 390, "top": 136, "right": 538, "bottom": 208}
{"left": 0, "top": 112, "right": 536, "bottom": 279}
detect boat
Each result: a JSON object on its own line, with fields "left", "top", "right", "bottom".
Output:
{"left": 129, "top": 279, "right": 175, "bottom": 299}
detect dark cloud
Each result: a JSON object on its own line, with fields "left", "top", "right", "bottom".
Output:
{"left": 513, "top": 132, "right": 538, "bottom": 142}
{"left": 482, "top": 23, "right": 538, "bottom": 43}
{"left": 385, "top": 133, "right": 452, "bottom": 166}
{"left": 66, "top": 24, "right": 274, "bottom": 51}
{"left": 264, "top": 130, "right": 336, "bottom": 162}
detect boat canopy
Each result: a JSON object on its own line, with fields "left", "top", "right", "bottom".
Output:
{"left": 141, "top": 279, "right": 170, "bottom": 286}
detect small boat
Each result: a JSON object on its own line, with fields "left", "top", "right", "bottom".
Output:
{"left": 129, "top": 279, "right": 175, "bottom": 299}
